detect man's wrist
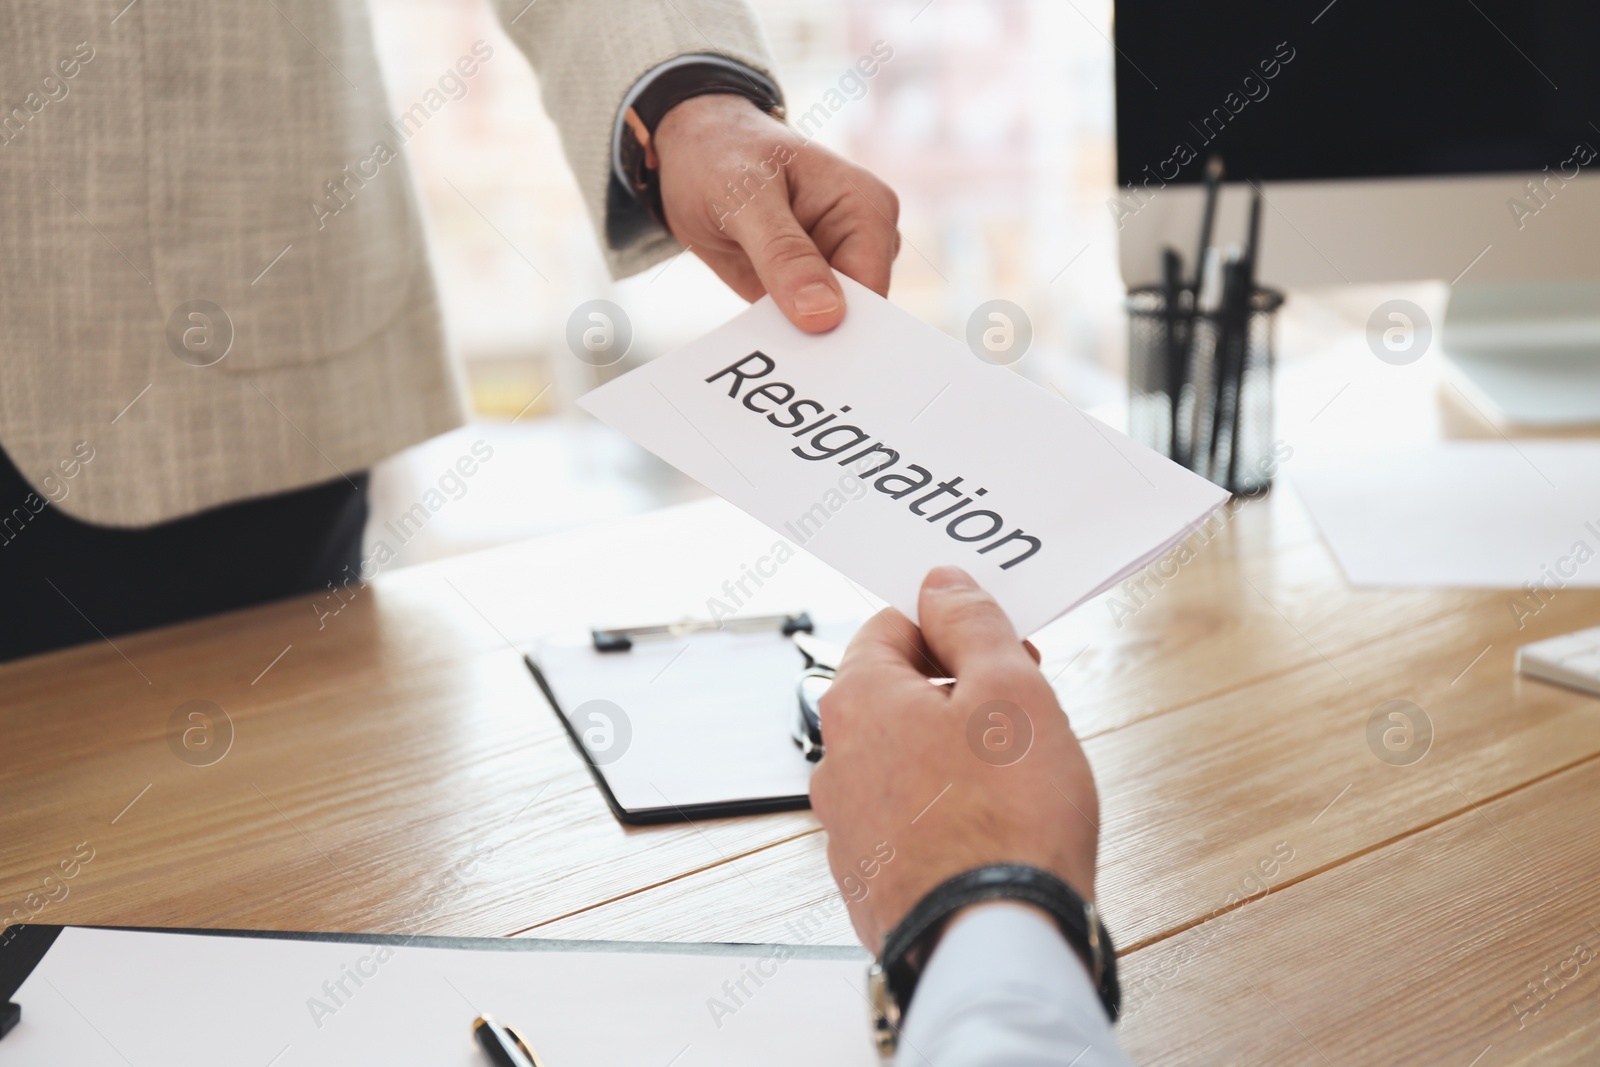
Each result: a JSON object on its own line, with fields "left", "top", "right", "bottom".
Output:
{"left": 867, "top": 863, "right": 1119, "bottom": 1055}
{"left": 653, "top": 92, "right": 766, "bottom": 148}
{"left": 612, "top": 56, "right": 782, "bottom": 223}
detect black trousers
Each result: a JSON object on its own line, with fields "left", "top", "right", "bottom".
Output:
{"left": 0, "top": 446, "right": 368, "bottom": 664}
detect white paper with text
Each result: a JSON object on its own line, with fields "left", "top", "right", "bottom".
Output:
{"left": 579, "top": 278, "right": 1228, "bottom": 635}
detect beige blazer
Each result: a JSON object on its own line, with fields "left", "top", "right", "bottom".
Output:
{"left": 0, "top": 0, "right": 772, "bottom": 526}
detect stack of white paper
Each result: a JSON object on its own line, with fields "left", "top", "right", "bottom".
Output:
{"left": 1290, "top": 442, "right": 1600, "bottom": 588}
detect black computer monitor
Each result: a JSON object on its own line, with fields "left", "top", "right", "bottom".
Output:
{"left": 1111, "top": 1, "right": 1600, "bottom": 425}
{"left": 1114, "top": 1, "right": 1597, "bottom": 187}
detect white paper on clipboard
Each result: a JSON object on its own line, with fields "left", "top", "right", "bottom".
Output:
{"left": 527, "top": 620, "right": 857, "bottom": 821}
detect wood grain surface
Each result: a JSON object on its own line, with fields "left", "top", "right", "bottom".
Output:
{"left": 4, "top": 480, "right": 1598, "bottom": 1065}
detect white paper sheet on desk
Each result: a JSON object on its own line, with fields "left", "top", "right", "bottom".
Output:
{"left": 579, "top": 277, "right": 1228, "bottom": 636}
{"left": 1290, "top": 441, "right": 1600, "bottom": 588}
{"left": 5, "top": 927, "right": 875, "bottom": 1066}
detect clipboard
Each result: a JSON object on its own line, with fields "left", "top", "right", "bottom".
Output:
{"left": 0, "top": 924, "right": 874, "bottom": 1065}
{"left": 525, "top": 613, "right": 857, "bottom": 825}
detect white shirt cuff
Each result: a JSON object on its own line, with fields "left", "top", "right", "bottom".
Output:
{"left": 898, "top": 901, "right": 1132, "bottom": 1067}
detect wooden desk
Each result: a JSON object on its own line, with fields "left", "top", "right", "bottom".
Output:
{"left": 4, "top": 484, "right": 1598, "bottom": 1064}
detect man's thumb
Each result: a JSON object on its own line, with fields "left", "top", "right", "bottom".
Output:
{"left": 917, "top": 566, "right": 1030, "bottom": 680}
{"left": 736, "top": 210, "right": 845, "bottom": 333}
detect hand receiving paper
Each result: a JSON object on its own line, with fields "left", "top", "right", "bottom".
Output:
{"left": 652, "top": 94, "right": 901, "bottom": 332}
{"left": 808, "top": 567, "right": 1102, "bottom": 952}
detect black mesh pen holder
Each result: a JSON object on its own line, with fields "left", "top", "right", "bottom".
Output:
{"left": 1126, "top": 284, "right": 1284, "bottom": 496}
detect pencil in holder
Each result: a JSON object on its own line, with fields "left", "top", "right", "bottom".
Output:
{"left": 1126, "top": 284, "right": 1284, "bottom": 496}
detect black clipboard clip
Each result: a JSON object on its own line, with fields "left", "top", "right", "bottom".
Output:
{"left": 590, "top": 611, "right": 814, "bottom": 652}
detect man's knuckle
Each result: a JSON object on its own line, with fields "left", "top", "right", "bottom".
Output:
{"left": 818, "top": 673, "right": 854, "bottom": 705}
{"left": 939, "top": 591, "right": 1006, "bottom": 629}
{"left": 817, "top": 685, "right": 851, "bottom": 731}
{"left": 760, "top": 230, "right": 820, "bottom": 269}
{"left": 846, "top": 170, "right": 898, "bottom": 221}
{"left": 809, "top": 766, "right": 832, "bottom": 805}
{"left": 879, "top": 184, "right": 900, "bottom": 221}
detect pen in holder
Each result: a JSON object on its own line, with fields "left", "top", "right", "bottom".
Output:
{"left": 1126, "top": 281, "right": 1284, "bottom": 496}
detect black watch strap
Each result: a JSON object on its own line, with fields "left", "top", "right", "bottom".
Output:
{"left": 868, "top": 864, "right": 1120, "bottom": 1056}
{"left": 619, "top": 62, "right": 784, "bottom": 226}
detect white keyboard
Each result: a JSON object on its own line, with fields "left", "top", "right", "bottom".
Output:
{"left": 1518, "top": 625, "right": 1600, "bottom": 697}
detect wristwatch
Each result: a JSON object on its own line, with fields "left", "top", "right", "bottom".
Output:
{"left": 867, "top": 864, "right": 1120, "bottom": 1057}
{"left": 617, "top": 59, "right": 784, "bottom": 226}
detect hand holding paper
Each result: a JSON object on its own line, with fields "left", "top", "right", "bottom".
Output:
{"left": 580, "top": 277, "right": 1227, "bottom": 635}
{"left": 810, "top": 567, "right": 1102, "bottom": 950}
{"left": 654, "top": 94, "right": 900, "bottom": 332}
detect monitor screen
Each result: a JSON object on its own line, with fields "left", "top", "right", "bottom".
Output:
{"left": 1113, "top": 1, "right": 1599, "bottom": 186}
